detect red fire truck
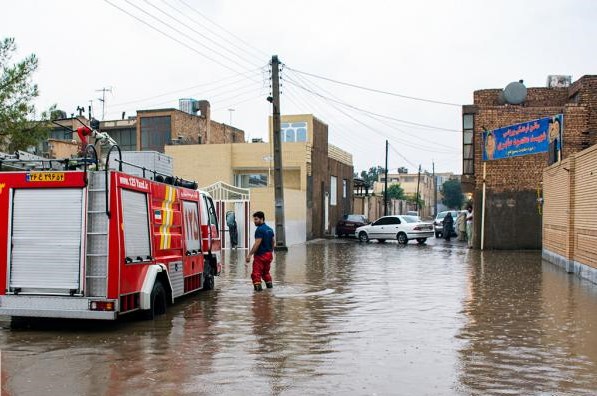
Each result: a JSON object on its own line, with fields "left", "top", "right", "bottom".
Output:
{"left": 0, "top": 145, "right": 221, "bottom": 320}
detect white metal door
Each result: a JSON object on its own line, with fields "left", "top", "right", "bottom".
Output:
{"left": 10, "top": 188, "right": 84, "bottom": 293}
{"left": 121, "top": 189, "right": 151, "bottom": 260}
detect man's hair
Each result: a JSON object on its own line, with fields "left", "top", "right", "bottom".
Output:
{"left": 252, "top": 211, "right": 265, "bottom": 220}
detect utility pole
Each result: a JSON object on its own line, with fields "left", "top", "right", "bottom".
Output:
{"left": 415, "top": 164, "right": 422, "bottom": 213}
{"left": 269, "top": 55, "right": 287, "bottom": 251}
{"left": 433, "top": 161, "right": 437, "bottom": 217}
{"left": 96, "top": 87, "right": 112, "bottom": 120}
{"left": 384, "top": 140, "right": 389, "bottom": 216}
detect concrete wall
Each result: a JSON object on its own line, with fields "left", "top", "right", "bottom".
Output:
{"left": 543, "top": 144, "right": 597, "bottom": 283}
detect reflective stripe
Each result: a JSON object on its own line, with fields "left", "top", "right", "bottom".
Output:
{"left": 159, "top": 186, "right": 176, "bottom": 250}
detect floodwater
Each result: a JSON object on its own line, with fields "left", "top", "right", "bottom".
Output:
{"left": 2, "top": 238, "right": 597, "bottom": 395}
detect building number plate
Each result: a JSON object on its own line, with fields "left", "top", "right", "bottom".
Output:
{"left": 26, "top": 172, "right": 65, "bottom": 182}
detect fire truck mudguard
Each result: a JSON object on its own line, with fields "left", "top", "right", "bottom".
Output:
{"left": 140, "top": 264, "right": 174, "bottom": 310}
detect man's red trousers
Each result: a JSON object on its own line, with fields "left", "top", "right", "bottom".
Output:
{"left": 252, "top": 252, "right": 273, "bottom": 285}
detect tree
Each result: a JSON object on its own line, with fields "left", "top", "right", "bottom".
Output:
{"left": 387, "top": 183, "right": 405, "bottom": 200}
{"left": 442, "top": 179, "right": 464, "bottom": 209}
{"left": 0, "top": 37, "right": 51, "bottom": 152}
{"left": 358, "top": 165, "right": 385, "bottom": 187}
{"left": 406, "top": 193, "right": 424, "bottom": 209}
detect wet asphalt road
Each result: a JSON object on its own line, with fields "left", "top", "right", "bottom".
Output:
{"left": 1, "top": 237, "right": 597, "bottom": 395}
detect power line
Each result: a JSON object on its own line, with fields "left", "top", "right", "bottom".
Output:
{"left": 121, "top": 0, "right": 262, "bottom": 76}
{"left": 110, "top": 67, "right": 263, "bottom": 107}
{"left": 283, "top": 74, "right": 460, "bottom": 133}
{"left": 286, "top": 70, "right": 459, "bottom": 153}
{"left": 173, "top": 0, "right": 269, "bottom": 59}
{"left": 103, "top": 0, "right": 258, "bottom": 77}
{"left": 159, "top": 0, "right": 266, "bottom": 65}
{"left": 285, "top": 66, "right": 462, "bottom": 107}
{"left": 140, "top": 0, "right": 262, "bottom": 69}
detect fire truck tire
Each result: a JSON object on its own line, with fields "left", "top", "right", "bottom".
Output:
{"left": 144, "top": 280, "right": 167, "bottom": 320}
{"left": 10, "top": 316, "right": 30, "bottom": 329}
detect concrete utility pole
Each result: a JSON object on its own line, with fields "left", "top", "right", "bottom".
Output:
{"left": 384, "top": 140, "right": 389, "bottom": 216}
{"left": 433, "top": 162, "right": 437, "bottom": 217}
{"left": 270, "top": 55, "right": 287, "bottom": 251}
{"left": 415, "top": 164, "right": 422, "bottom": 213}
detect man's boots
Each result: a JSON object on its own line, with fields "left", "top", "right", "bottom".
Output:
{"left": 254, "top": 283, "right": 263, "bottom": 292}
{"left": 265, "top": 282, "right": 273, "bottom": 289}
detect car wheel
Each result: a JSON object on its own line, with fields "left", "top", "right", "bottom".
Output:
{"left": 358, "top": 231, "right": 369, "bottom": 243}
{"left": 416, "top": 238, "right": 427, "bottom": 244}
{"left": 378, "top": 239, "right": 386, "bottom": 243}
{"left": 397, "top": 232, "right": 408, "bottom": 245}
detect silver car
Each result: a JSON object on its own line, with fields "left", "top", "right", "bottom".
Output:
{"left": 356, "top": 215, "right": 435, "bottom": 245}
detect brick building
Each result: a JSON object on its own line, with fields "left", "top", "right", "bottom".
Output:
{"left": 136, "top": 100, "right": 244, "bottom": 152}
{"left": 462, "top": 75, "right": 597, "bottom": 249}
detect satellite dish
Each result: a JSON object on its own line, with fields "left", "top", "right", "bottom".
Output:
{"left": 502, "top": 81, "right": 527, "bottom": 105}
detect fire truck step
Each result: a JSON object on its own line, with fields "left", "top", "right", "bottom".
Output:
{"left": 88, "top": 210, "right": 106, "bottom": 214}
{"left": 87, "top": 232, "right": 108, "bottom": 235}
{"left": 86, "top": 253, "right": 108, "bottom": 257}
{"left": 88, "top": 189, "right": 106, "bottom": 192}
{"left": 85, "top": 275, "right": 107, "bottom": 279}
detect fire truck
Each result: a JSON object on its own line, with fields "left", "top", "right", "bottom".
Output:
{"left": 0, "top": 129, "right": 221, "bottom": 321}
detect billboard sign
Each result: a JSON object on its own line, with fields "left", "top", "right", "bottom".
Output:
{"left": 482, "top": 114, "right": 563, "bottom": 161}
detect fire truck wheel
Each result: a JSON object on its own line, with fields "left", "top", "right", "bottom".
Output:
{"left": 144, "top": 280, "right": 167, "bottom": 320}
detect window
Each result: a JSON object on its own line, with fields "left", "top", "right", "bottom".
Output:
{"left": 342, "top": 179, "right": 347, "bottom": 198}
{"left": 49, "top": 128, "right": 71, "bottom": 140}
{"left": 110, "top": 128, "right": 137, "bottom": 151}
{"left": 463, "top": 114, "right": 475, "bottom": 175}
{"left": 330, "top": 176, "right": 337, "bottom": 206}
{"left": 235, "top": 173, "right": 268, "bottom": 188}
{"left": 281, "top": 121, "right": 308, "bottom": 142}
{"left": 373, "top": 217, "right": 400, "bottom": 226}
{"left": 140, "top": 116, "right": 171, "bottom": 152}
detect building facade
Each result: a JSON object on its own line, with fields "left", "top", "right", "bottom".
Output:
{"left": 462, "top": 75, "right": 597, "bottom": 249}
{"left": 166, "top": 114, "right": 354, "bottom": 244}
{"left": 373, "top": 169, "right": 435, "bottom": 218}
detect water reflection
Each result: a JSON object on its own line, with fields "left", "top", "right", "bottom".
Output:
{"left": 1, "top": 240, "right": 597, "bottom": 395}
{"left": 458, "top": 251, "right": 597, "bottom": 395}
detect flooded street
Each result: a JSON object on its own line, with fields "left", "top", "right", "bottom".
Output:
{"left": 2, "top": 238, "right": 597, "bottom": 395}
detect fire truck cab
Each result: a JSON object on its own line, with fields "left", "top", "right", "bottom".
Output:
{"left": 0, "top": 153, "right": 221, "bottom": 320}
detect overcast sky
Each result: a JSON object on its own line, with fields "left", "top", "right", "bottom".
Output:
{"left": 2, "top": 0, "right": 595, "bottom": 174}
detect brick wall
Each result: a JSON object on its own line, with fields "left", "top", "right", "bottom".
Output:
{"left": 465, "top": 75, "right": 597, "bottom": 249}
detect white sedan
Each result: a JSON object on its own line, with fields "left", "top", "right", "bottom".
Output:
{"left": 355, "top": 215, "right": 435, "bottom": 244}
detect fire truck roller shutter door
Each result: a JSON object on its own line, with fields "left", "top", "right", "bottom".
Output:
{"left": 10, "top": 188, "right": 84, "bottom": 294}
{"left": 140, "top": 264, "right": 174, "bottom": 309}
{"left": 121, "top": 189, "right": 152, "bottom": 261}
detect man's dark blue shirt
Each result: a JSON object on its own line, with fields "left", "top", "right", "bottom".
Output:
{"left": 255, "top": 223, "right": 274, "bottom": 256}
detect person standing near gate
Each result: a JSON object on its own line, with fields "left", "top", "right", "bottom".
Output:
{"left": 246, "top": 211, "right": 275, "bottom": 291}
{"left": 466, "top": 205, "right": 474, "bottom": 249}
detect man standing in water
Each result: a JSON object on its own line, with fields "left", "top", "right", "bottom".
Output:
{"left": 246, "top": 211, "right": 275, "bottom": 291}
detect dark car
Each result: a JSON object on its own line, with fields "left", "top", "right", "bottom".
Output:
{"left": 336, "top": 214, "right": 369, "bottom": 237}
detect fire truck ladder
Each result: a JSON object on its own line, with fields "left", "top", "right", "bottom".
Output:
{"left": 86, "top": 171, "right": 109, "bottom": 297}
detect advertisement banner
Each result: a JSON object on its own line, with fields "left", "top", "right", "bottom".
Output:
{"left": 482, "top": 114, "right": 563, "bottom": 161}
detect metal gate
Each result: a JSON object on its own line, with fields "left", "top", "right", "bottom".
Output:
{"left": 9, "top": 188, "right": 84, "bottom": 294}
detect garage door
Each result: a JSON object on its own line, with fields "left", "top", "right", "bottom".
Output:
{"left": 10, "top": 188, "right": 84, "bottom": 293}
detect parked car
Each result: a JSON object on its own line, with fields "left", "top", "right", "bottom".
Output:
{"left": 433, "top": 210, "right": 463, "bottom": 238}
{"left": 336, "top": 214, "right": 369, "bottom": 237}
{"left": 356, "top": 215, "right": 434, "bottom": 244}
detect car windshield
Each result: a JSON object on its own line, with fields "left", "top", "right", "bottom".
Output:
{"left": 402, "top": 216, "right": 419, "bottom": 223}
{"left": 345, "top": 215, "right": 365, "bottom": 222}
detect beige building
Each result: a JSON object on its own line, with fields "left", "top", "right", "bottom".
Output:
{"left": 166, "top": 114, "right": 354, "bottom": 245}
{"left": 373, "top": 170, "right": 435, "bottom": 217}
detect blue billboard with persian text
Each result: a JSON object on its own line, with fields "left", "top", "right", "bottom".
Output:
{"left": 482, "top": 114, "right": 563, "bottom": 161}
